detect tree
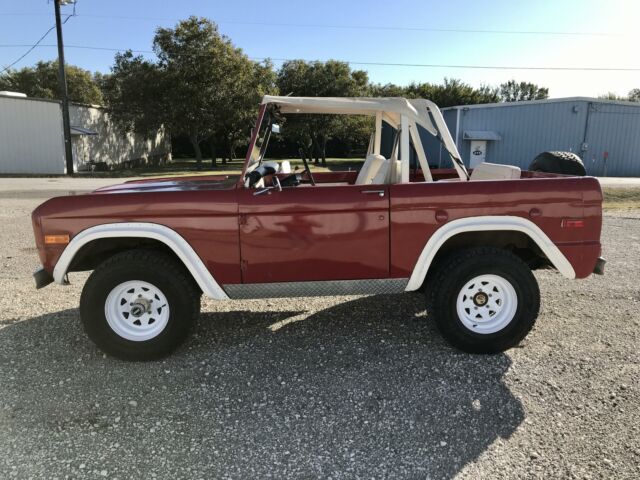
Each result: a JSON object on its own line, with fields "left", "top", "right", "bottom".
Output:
{"left": 627, "top": 88, "right": 640, "bottom": 102}
{"left": 0, "top": 60, "right": 103, "bottom": 104}
{"left": 101, "top": 51, "right": 166, "bottom": 135}
{"left": 102, "top": 17, "right": 274, "bottom": 168}
{"left": 209, "top": 59, "right": 276, "bottom": 165}
{"left": 370, "top": 78, "right": 500, "bottom": 106}
{"left": 598, "top": 92, "right": 627, "bottom": 101}
{"left": 277, "top": 60, "right": 369, "bottom": 165}
{"left": 499, "top": 80, "right": 549, "bottom": 102}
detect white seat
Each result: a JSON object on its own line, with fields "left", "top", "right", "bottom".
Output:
{"left": 355, "top": 154, "right": 386, "bottom": 185}
{"left": 470, "top": 162, "right": 521, "bottom": 181}
{"left": 371, "top": 161, "right": 390, "bottom": 185}
{"left": 387, "top": 159, "right": 402, "bottom": 184}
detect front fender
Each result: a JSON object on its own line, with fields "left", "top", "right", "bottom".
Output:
{"left": 53, "top": 222, "right": 229, "bottom": 300}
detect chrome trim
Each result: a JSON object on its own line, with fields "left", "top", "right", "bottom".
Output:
{"left": 361, "top": 189, "right": 385, "bottom": 197}
{"left": 223, "top": 278, "right": 409, "bottom": 299}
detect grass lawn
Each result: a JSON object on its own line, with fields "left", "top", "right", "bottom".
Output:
{"left": 602, "top": 187, "right": 640, "bottom": 210}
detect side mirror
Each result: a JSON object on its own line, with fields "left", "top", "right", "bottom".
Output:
{"left": 271, "top": 124, "right": 281, "bottom": 134}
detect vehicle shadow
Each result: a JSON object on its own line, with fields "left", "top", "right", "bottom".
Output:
{"left": 0, "top": 294, "right": 523, "bottom": 479}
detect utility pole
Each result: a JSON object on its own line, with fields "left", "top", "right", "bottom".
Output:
{"left": 54, "top": 0, "right": 74, "bottom": 175}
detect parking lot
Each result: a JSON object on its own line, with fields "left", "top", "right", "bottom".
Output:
{"left": 0, "top": 179, "right": 638, "bottom": 479}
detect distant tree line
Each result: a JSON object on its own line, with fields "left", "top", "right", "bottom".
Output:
{"left": 599, "top": 89, "right": 640, "bottom": 102}
{"left": 1, "top": 16, "right": 637, "bottom": 166}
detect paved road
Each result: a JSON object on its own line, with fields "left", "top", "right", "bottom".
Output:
{"left": 0, "top": 181, "right": 638, "bottom": 479}
{"left": 0, "top": 177, "right": 141, "bottom": 198}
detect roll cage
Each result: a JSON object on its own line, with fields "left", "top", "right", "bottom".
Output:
{"left": 242, "top": 95, "right": 470, "bottom": 183}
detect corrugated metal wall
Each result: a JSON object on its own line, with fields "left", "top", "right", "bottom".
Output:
{"left": 447, "top": 99, "right": 640, "bottom": 176}
{"left": 0, "top": 96, "right": 65, "bottom": 174}
{"left": 581, "top": 102, "right": 640, "bottom": 176}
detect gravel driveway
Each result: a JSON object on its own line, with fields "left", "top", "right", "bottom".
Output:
{"left": 0, "top": 184, "right": 638, "bottom": 479}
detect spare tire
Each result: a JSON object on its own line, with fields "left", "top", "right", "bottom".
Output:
{"left": 529, "top": 151, "right": 586, "bottom": 176}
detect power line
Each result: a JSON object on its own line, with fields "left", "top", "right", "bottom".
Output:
{"left": 0, "top": 15, "right": 72, "bottom": 74}
{"left": 0, "top": 12, "right": 622, "bottom": 37}
{"left": 1, "top": 43, "right": 639, "bottom": 72}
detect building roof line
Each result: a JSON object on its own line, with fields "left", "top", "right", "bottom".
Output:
{"left": 443, "top": 96, "right": 640, "bottom": 110}
{"left": 0, "top": 93, "right": 105, "bottom": 109}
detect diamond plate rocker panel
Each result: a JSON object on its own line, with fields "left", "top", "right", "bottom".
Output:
{"left": 223, "top": 278, "right": 409, "bottom": 299}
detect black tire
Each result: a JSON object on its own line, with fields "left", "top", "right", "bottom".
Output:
{"left": 529, "top": 151, "right": 586, "bottom": 176}
{"left": 80, "top": 250, "right": 201, "bottom": 361}
{"left": 425, "top": 247, "right": 540, "bottom": 354}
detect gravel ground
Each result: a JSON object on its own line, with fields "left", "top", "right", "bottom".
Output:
{"left": 0, "top": 185, "right": 638, "bottom": 480}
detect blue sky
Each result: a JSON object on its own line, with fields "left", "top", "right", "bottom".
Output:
{"left": 1, "top": 0, "right": 639, "bottom": 98}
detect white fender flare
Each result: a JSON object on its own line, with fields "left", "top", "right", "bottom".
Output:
{"left": 53, "top": 222, "right": 229, "bottom": 300}
{"left": 405, "top": 215, "right": 575, "bottom": 292}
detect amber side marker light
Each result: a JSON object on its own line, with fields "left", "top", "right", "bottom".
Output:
{"left": 44, "top": 234, "right": 70, "bottom": 245}
{"left": 562, "top": 219, "right": 585, "bottom": 228}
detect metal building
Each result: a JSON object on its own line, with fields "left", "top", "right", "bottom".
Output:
{"left": 423, "top": 97, "right": 640, "bottom": 177}
{"left": 0, "top": 93, "right": 170, "bottom": 174}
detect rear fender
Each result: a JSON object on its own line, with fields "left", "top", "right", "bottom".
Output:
{"left": 405, "top": 215, "right": 575, "bottom": 291}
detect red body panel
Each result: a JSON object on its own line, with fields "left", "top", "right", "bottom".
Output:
{"left": 33, "top": 180, "right": 242, "bottom": 284}
{"left": 31, "top": 170, "right": 603, "bottom": 284}
{"left": 237, "top": 184, "right": 389, "bottom": 283}
{"left": 390, "top": 175, "right": 602, "bottom": 279}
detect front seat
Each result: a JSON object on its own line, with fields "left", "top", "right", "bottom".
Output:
{"left": 355, "top": 154, "right": 386, "bottom": 185}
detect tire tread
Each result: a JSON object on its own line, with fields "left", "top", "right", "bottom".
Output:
{"left": 80, "top": 249, "right": 200, "bottom": 360}
{"left": 425, "top": 246, "right": 540, "bottom": 353}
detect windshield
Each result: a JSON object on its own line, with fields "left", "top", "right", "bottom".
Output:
{"left": 245, "top": 110, "right": 273, "bottom": 173}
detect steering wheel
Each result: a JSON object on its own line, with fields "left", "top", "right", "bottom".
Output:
{"left": 298, "top": 148, "right": 316, "bottom": 186}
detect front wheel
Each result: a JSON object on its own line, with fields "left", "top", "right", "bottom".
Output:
{"left": 426, "top": 247, "right": 540, "bottom": 353}
{"left": 80, "top": 250, "right": 201, "bottom": 361}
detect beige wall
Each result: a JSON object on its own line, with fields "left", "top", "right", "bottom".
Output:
{"left": 69, "top": 104, "right": 170, "bottom": 170}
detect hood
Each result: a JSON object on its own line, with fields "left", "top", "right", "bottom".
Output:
{"left": 92, "top": 174, "right": 240, "bottom": 194}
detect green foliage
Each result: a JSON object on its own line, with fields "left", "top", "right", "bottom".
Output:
{"left": 370, "top": 78, "right": 500, "bottom": 107}
{"left": 99, "top": 16, "right": 556, "bottom": 164}
{"left": 102, "top": 17, "right": 275, "bottom": 166}
{"left": 0, "top": 60, "right": 103, "bottom": 104}
{"left": 499, "top": 80, "right": 549, "bottom": 102}
{"left": 101, "top": 51, "right": 166, "bottom": 134}
{"left": 598, "top": 92, "right": 627, "bottom": 101}
{"left": 276, "top": 60, "right": 370, "bottom": 164}
{"left": 598, "top": 89, "right": 640, "bottom": 102}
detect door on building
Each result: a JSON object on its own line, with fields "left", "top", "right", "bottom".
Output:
{"left": 469, "top": 140, "right": 487, "bottom": 168}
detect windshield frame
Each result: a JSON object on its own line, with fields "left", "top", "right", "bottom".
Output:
{"left": 240, "top": 104, "right": 267, "bottom": 183}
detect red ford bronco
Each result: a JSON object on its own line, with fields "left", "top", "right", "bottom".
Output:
{"left": 32, "top": 96, "right": 605, "bottom": 360}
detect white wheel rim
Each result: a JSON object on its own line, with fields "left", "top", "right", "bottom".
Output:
{"left": 104, "top": 280, "right": 170, "bottom": 341}
{"left": 456, "top": 274, "right": 518, "bottom": 334}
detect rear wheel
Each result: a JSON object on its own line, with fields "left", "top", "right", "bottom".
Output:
{"left": 426, "top": 247, "right": 540, "bottom": 353}
{"left": 80, "top": 250, "right": 200, "bottom": 361}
